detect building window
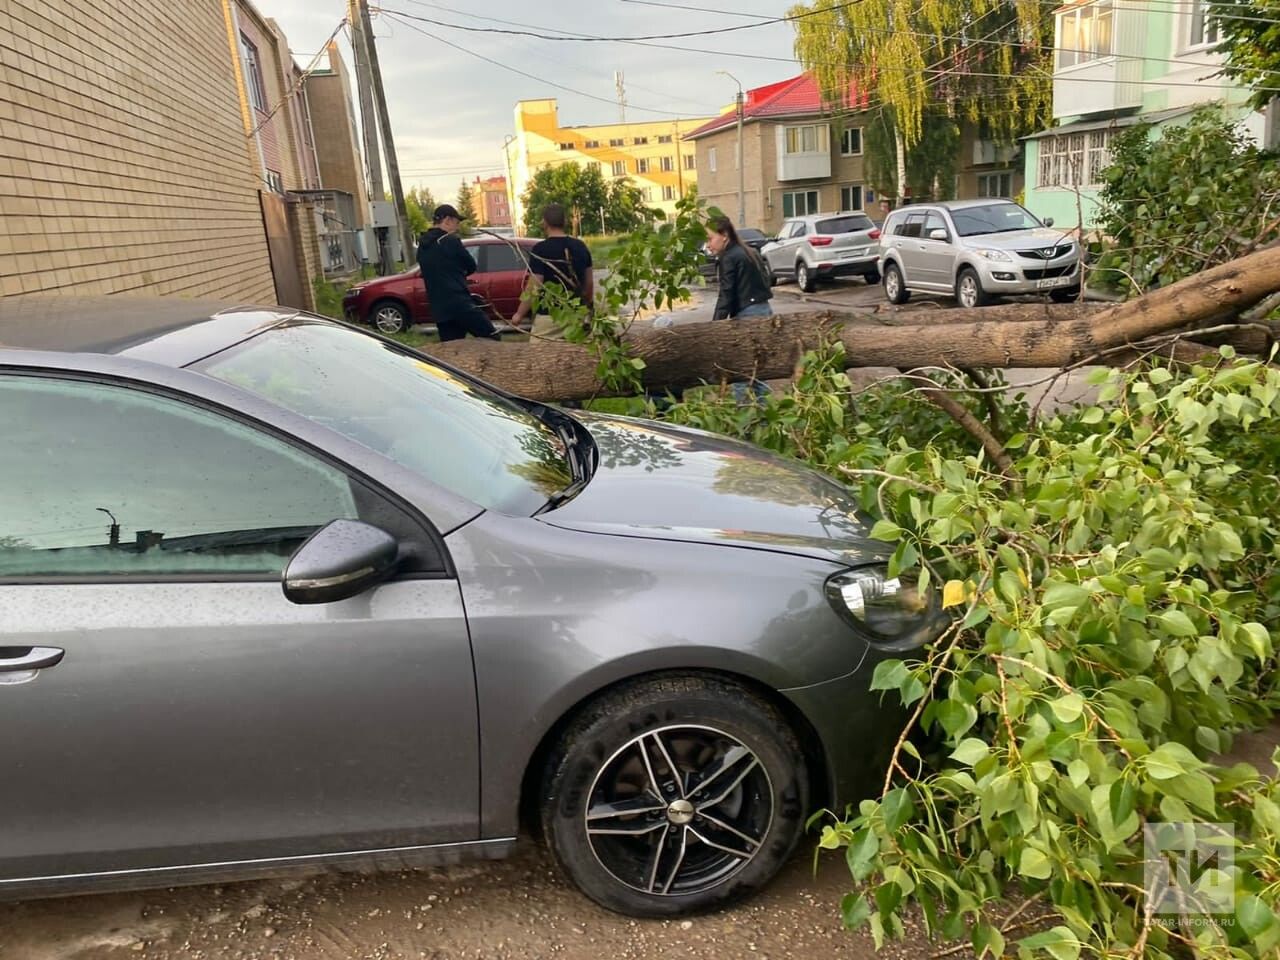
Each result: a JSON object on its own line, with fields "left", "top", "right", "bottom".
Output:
{"left": 584, "top": 139, "right": 600, "bottom": 148}
{"left": 559, "top": 142, "right": 575, "bottom": 151}
{"left": 634, "top": 136, "right": 649, "bottom": 145}
{"left": 663, "top": 185, "right": 676, "bottom": 201}
{"left": 660, "top": 156, "right": 674, "bottom": 172}
{"left": 839, "top": 184, "right": 863, "bottom": 211}
{"left": 840, "top": 128, "right": 862, "bottom": 156}
{"left": 977, "top": 171, "right": 1014, "bottom": 198}
{"left": 784, "top": 124, "right": 830, "bottom": 155}
{"left": 265, "top": 169, "right": 284, "bottom": 194}
{"left": 641, "top": 187, "right": 654, "bottom": 202}
{"left": 635, "top": 158, "right": 650, "bottom": 174}
{"left": 708, "top": 147, "right": 717, "bottom": 172}
{"left": 1037, "top": 129, "right": 1114, "bottom": 187}
{"left": 1189, "top": 0, "right": 1220, "bottom": 47}
{"left": 1057, "top": 1, "right": 1113, "bottom": 69}
{"left": 658, "top": 134, "right": 673, "bottom": 143}
{"left": 609, "top": 138, "right": 625, "bottom": 147}
{"left": 684, "top": 153, "right": 696, "bottom": 170}
{"left": 782, "top": 189, "right": 820, "bottom": 218}
{"left": 239, "top": 34, "right": 268, "bottom": 113}
{"left": 612, "top": 159, "right": 627, "bottom": 177}
{"left": 587, "top": 160, "right": 602, "bottom": 173}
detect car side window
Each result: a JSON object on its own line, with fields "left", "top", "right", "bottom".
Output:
{"left": 923, "top": 212, "right": 949, "bottom": 241}
{"left": 466, "top": 244, "right": 487, "bottom": 272}
{"left": 900, "top": 214, "right": 926, "bottom": 239}
{"left": 484, "top": 243, "right": 527, "bottom": 273}
{"left": 789, "top": 222, "right": 807, "bottom": 239}
{"left": 0, "top": 375, "right": 395, "bottom": 579}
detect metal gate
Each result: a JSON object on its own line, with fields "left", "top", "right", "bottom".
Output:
{"left": 259, "top": 191, "right": 306, "bottom": 309}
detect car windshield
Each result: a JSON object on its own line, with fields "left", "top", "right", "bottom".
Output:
{"left": 739, "top": 229, "right": 766, "bottom": 241}
{"left": 950, "top": 203, "right": 1043, "bottom": 237}
{"left": 815, "top": 215, "right": 873, "bottom": 235}
{"left": 196, "top": 320, "right": 575, "bottom": 515}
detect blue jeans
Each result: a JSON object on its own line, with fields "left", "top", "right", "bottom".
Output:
{"left": 730, "top": 302, "right": 772, "bottom": 402}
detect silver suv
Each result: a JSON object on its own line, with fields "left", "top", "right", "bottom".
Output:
{"left": 877, "top": 200, "right": 1080, "bottom": 308}
{"left": 761, "top": 212, "right": 881, "bottom": 293}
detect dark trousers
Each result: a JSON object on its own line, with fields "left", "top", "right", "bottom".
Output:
{"left": 437, "top": 301, "right": 500, "bottom": 342}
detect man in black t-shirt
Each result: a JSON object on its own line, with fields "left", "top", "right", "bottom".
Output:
{"left": 511, "top": 203, "right": 594, "bottom": 339}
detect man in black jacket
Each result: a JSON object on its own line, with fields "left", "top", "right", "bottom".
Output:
{"left": 417, "top": 204, "right": 499, "bottom": 341}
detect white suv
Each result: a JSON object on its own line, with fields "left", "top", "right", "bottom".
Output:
{"left": 877, "top": 200, "right": 1081, "bottom": 308}
{"left": 760, "top": 212, "right": 882, "bottom": 293}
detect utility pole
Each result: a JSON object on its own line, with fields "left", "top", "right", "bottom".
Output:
{"left": 357, "top": 0, "right": 415, "bottom": 267}
{"left": 503, "top": 134, "right": 519, "bottom": 235}
{"left": 718, "top": 71, "right": 746, "bottom": 226}
{"left": 348, "top": 1, "right": 389, "bottom": 274}
{"left": 615, "top": 71, "right": 627, "bottom": 124}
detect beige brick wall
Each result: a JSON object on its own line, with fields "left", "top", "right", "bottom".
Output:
{"left": 287, "top": 197, "right": 321, "bottom": 313}
{"left": 0, "top": 0, "right": 276, "bottom": 302}
{"left": 305, "top": 46, "right": 369, "bottom": 228}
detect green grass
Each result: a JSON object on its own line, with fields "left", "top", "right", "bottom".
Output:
{"left": 311, "top": 265, "right": 378, "bottom": 321}
{"left": 584, "top": 234, "right": 627, "bottom": 265}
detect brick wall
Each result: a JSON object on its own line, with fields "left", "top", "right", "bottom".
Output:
{"left": 0, "top": 0, "right": 275, "bottom": 302}
{"left": 305, "top": 46, "right": 369, "bottom": 228}
{"left": 287, "top": 197, "right": 321, "bottom": 312}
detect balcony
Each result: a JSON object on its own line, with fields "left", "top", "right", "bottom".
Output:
{"left": 1053, "top": 56, "right": 1142, "bottom": 120}
{"left": 1052, "top": 0, "right": 1144, "bottom": 120}
{"left": 775, "top": 124, "right": 832, "bottom": 181}
{"left": 972, "top": 140, "right": 1018, "bottom": 166}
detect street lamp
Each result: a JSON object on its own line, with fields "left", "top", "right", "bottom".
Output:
{"left": 717, "top": 70, "right": 746, "bottom": 227}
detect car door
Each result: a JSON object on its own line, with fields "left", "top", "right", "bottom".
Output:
{"left": 481, "top": 242, "right": 531, "bottom": 319}
{"left": 463, "top": 242, "right": 490, "bottom": 307}
{"left": 893, "top": 212, "right": 928, "bottom": 286}
{"left": 407, "top": 266, "right": 431, "bottom": 322}
{"left": 0, "top": 372, "right": 480, "bottom": 885}
{"left": 916, "top": 210, "right": 958, "bottom": 289}
{"left": 764, "top": 221, "right": 794, "bottom": 273}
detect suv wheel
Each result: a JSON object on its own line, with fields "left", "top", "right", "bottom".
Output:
{"left": 955, "top": 268, "right": 991, "bottom": 309}
{"left": 540, "top": 675, "right": 808, "bottom": 917}
{"left": 863, "top": 269, "right": 881, "bottom": 285}
{"left": 796, "top": 261, "right": 817, "bottom": 293}
{"left": 372, "top": 300, "right": 409, "bottom": 334}
{"left": 883, "top": 262, "right": 910, "bottom": 304}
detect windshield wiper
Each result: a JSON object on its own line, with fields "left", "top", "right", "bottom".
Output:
{"left": 534, "top": 476, "right": 590, "bottom": 515}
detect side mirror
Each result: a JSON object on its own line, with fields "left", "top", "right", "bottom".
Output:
{"left": 929, "top": 228, "right": 949, "bottom": 241}
{"left": 1044, "top": 217, "right": 1055, "bottom": 227}
{"left": 283, "top": 519, "right": 399, "bottom": 605}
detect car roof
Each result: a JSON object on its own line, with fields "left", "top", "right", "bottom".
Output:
{"left": 0, "top": 295, "right": 298, "bottom": 364}
{"left": 788, "top": 211, "right": 871, "bottom": 223}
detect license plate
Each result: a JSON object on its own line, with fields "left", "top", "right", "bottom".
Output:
{"left": 1036, "top": 277, "right": 1068, "bottom": 289}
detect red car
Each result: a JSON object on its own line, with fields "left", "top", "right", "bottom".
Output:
{"left": 343, "top": 237, "right": 539, "bottom": 334}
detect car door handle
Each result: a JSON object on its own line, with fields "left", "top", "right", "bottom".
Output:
{"left": 0, "top": 646, "right": 65, "bottom": 672}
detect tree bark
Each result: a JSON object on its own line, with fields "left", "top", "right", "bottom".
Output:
{"left": 422, "top": 244, "right": 1280, "bottom": 402}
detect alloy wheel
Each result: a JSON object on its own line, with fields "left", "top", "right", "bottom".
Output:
{"left": 958, "top": 274, "right": 979, "bottom": 309}
{"left": 884, "top": 269, "right": 900, "bottom": 300}
{"left": 584, "top": 725, "right": 774, "bottom": 897}
{"left": 375, "top": 305, "right": 406, "bottom": 334}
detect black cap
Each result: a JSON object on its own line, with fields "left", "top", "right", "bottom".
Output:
{"left": 432, "top": 203, "right": 466, "bottom": 223}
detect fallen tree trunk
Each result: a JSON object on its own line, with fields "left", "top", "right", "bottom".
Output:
{"left": 423, "top": 244, "right": 1280, "bottom": 402}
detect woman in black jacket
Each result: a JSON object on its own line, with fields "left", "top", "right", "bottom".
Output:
{"left": 706, "top": 215, "right": 772, "bottom": 400}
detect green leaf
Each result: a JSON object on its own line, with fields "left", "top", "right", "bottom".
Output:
{"left": 1068, "top": 759, "right": 1090, "bottom": 787}
{"left": 1049, "top": 693, "right": 1085, "bottom": 724}
{"left": 1109, "top": 779, "right": 1136, "bottom": 826}
{"left": 1156, "top": 609, "right": 1199, "bottom": 638}
{"left": 1142, "top": 741, "right": 1201, "bottom": 780}
{"left": 1080, "top": 406, "right": 1104, "bottom": 424}
{"left": 840, "top": 892, "right": 871, "bottom": 930}
{"left": 972, "top": 921, "right": 1006, "bottom": 959}
{"left": 1019, "top": 925, "right": 1081, "bottom": 960}
{"left": 1239, "top": 894, "right": 1278, "bottom": 940}
{"left": 881, "top": 788, "right": 915, "bottom": 832}
{"left": 629, "top": 356, "right": 647, "bottom": 370}
{"left": 935, "top": 700, "right": 978, "bottom": 738}
{"left": 899, "top": 674, "right": 927, "bottom": 706}
{"left": 869, "top": 519, "right": 903, "bottom": 542}
{"left": 1019, "top": 845, "right": 1053, "bottom": 880}
{"left": 1042, "top": 581, "right": 1090, "bottom": 612}
{"left": 870, "top": 660, "right": 908, "bottom": 692}
{"left": 874, "top": 879, "right": 903, "bottom": 917}
{"left": 846, "top": 827, "right": 880, "bottom": 881}
{"left": 951, "top": 738, "right": 990, "bottom": 766}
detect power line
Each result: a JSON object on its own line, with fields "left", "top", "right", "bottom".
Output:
{"left": 373, "top": 0, "right": 865, "bottom": 43}
{"left": 617, "top": 0, "right": 774, "bottom": 18}
{"left": 247, "top": 17, "right": 349, "bottom": 141}
{"left": 380, "top": 12, "right": 714, "bottom": 118}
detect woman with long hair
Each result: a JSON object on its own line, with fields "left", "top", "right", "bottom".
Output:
{"left": 705, "top": 215, "right": 772, "bottom": 400}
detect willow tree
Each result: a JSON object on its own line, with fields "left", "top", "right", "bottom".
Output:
{"left": 790, "top": 0, "right": 1054, "bottom": 200}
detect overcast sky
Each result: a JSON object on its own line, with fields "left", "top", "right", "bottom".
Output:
{"left": 264, "top": 0, "right": 803, "bottom": 203}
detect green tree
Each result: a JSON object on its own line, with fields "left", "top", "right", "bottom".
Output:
{"left": 864, "top": 107, "right": 961, "bottom": 201}
{"left": 1210, "top": 0, "right": 1280, "bottom": 110}
{"left": 521, "top": 162, "right": 656, "bottom": 236}
{"left": 790, "top": 0, "right": 1052, "bottom": 198}
{"left": 454, "top": 179, "right": 478, "bottom": 236}
{"left": 404, "top": 186, "right": 435, "bottom": 240}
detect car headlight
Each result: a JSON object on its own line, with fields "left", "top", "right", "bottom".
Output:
{"left": 825, "top": 567, "right": 948, "bottom": 650}
{"left": 977, "top": 249, "right": 1011, "bottom": 262}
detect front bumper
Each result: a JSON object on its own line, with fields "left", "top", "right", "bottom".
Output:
{"left": 341, "top": 294, "right": 363, "bottom": 323}
{"left": 975, "top": 257, "right": 1080, "bottom": 293}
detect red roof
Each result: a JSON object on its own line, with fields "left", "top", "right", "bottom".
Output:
{"left": 683, "top": 73, "right": 865, "bottom": 140}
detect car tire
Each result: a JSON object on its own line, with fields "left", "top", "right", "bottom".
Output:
{"left": 539, "top": 674, "right": 808, "bottom": 918}
{"left": 883, "top": 262, "right": 910, "bottom": 304}
{"left": 863, "top": 269, "right": 881, "bottom": 285}
{"left": 768, "top": 269, "right": 778, "bottom": 288}
{"left": 1050, "top": 286, "right": 1081, "bottom": 303}
{"left": 955, "top": 268, "right": 991, "bottom": 309}
{"left": 796, "top": 261, "right": 817, "bottom": 293}
{"left": 371, "top": 299, "right": 409, "bottom": 334}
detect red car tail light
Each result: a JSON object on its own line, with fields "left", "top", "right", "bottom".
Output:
{"left": 868, "top": 229, "right": 882, "bottom": 240}
{"left": 808, "top": 236, "right": 833, "bottom": 247}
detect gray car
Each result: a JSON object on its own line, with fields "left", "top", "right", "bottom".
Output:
{"left": 761, "top": 212, "right": 881, "bottom": 292}
{"left": 877, "top": 200, "right": 1081, "bottom": 308}
{"left": 0, "top": 297, "right": 945, "bottom": 917}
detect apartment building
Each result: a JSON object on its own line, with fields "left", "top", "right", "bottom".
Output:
{"left": 474, "top": 175, "right": 511, "bottom": 227}
{"left": 505, "top": 99, "right": 714, "bottom": 231}
{"left": 1022, "top": 0, "right": 1278, "bottom": 230}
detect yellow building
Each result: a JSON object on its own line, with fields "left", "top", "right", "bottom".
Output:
{"left": 505, "top": 99, "right": 715, "bottom": 234}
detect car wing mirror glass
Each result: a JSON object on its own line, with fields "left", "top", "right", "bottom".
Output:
{"left": 283, "top": 519, "right": 399, "bottom": 605}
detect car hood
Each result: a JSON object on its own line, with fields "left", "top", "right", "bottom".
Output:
{"left": 538, "top": 414, "right": 887, "bottom": 565}
{"left": 961, "top": 227, "right": 1073, "bottom": 252}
